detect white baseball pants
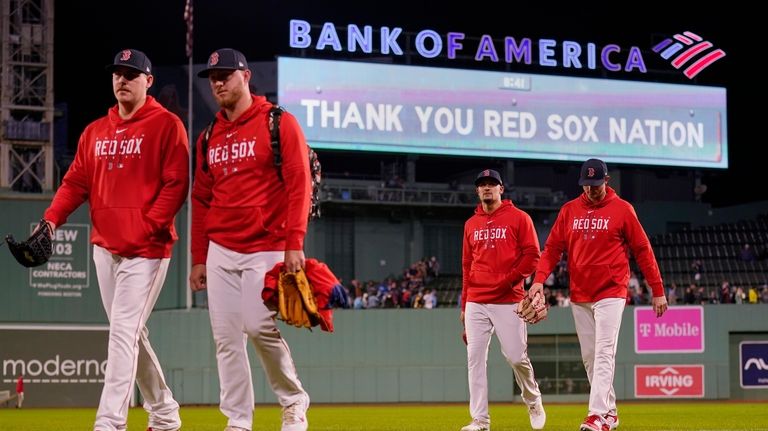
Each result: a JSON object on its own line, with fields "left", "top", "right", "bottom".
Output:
{"left": 571, "top": 297, "right": 625, "bottom": 417}
{"left": 92, "top": 245, "right": 180, "bottom": 431}
{"left": 206, "top": 241, "right": 307, "bottom": 430}
{"left": 465, "top": 302, "right": 542, "bottom": 423}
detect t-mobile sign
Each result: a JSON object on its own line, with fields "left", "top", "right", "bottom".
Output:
{"left": 634, "top": 306, "right": 704, "bottom": 353}
{"left": 634, "top": 365, "right": 705, "bottom": 398}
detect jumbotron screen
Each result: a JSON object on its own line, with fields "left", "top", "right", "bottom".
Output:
{"left": 277, "top": 57, "right": 727, "bottom": 168}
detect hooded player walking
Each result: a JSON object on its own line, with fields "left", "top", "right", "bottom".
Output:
{"left": 530, "top": 159, "right": 668, "bottom": 431}
{"left": 41, "top": 49, "right": 187, "bottom": 431}
{"left": 460, "top": 169, "right": 546, "bottom": 431}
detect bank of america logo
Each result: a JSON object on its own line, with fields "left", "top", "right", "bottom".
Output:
{"left": 652, "top": 31, "right": 725, "bottom": 79}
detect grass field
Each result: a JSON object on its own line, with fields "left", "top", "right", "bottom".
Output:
{"left": 1, "top": 402, "right": 767, "bottom": 430}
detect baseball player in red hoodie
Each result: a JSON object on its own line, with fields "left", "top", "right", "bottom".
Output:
{"left": 189, "top": 48, "right": 311, "bottom": 431}
{"left": 460, "top": 169, "right": 546, "bottom": 431}
{"left": 42, "top": 49, "right": 188, "bottom": 431}
{"left": 530, "top": 159, "right": 668, "bottom": 431}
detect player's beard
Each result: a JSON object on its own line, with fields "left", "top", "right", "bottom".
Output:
{"left": 215, "top": 85, "right": 246, "bottom": 111}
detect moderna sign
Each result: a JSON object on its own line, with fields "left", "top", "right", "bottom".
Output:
{"left": 635, "top": 365, "right": 704, "bottom": 398}
{"left": 635, "top": 306, "right": 704, "bottom": 353}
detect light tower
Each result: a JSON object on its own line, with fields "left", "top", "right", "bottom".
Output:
{"left": 0, "top": 0, "right": 54, "bottom": 193}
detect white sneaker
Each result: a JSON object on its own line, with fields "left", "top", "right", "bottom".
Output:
{"left": 460, "top": 419, "right": 490, "bottom": 431}
{"left": 223, "top": 427, "right": 249, "bottom": 431}
{"left": 603, "top": 413, "right": 619, "bottom": 430}
{"left": 281, "top": 395, "right": 309, "bottom": 431}
{"left": 528, "top": 399, "right": 546, "bottom": 430}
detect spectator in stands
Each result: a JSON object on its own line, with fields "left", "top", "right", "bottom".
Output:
{"left": 734, "top": 286, "right": 746, "bottom": 304}
{"left": 555, "top": 256, "right": 569, "bottom": 288}
{"left": 428, "top": 256, "right": 440, "bottom": 278}
{"left": 695, "top": 286, "right": 707, "bottom": 304}
{"left": 761, "top": 285, "right": 768, "bottom": 303}
{"left": 401, "top": 282, "right": 413, "bottom": 307}
{"left": 683, "top": 284, "right": 696, "bottom": 304}
{"left": 353, "top": 292, "right": 365, "bottom": 309}
{"left": 367, "top": 291, "right": 381, "bottom": 308}
{"left": 412, "top": 290, "right": 425, "bottom": 308}
{"left": 544, "top": 287, "right": 557, "bottom": 307}
{"left": 530, "top": 158, "right": 666, "bottom": 431}
{"left": 460, "top": 169, "right": 545, "bottom": 431}
{"left": 740, "top": 243, "right": 757, "bottom": 262}
{"left": 719, "top": 281, "right": 732, "bottom": 304}
{"left": 707, "top": 289, "right": 719, "bottom": 304}
{"left": 423, "top": 289, "right": 436, "bottom": 309}
{"left": 628, "top": 271, "right": 640, "bottom": 294}
{"left": 690, "top": 259, "right": 703, "bottom": 282}
{"left": 544, "top": 272, "right": 556, "bottom": 288}
{"left": 748, "top": 286, "right": 759, "bottom": 304}
{"left": 667, "top": 282, "right": 679, "bottom": 305}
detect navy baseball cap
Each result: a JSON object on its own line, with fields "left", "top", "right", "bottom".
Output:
{"left": 106, "top": 49, "right": 152, "bottom": 75}
{"left": 475, "top": 169, "right": 503, "bottom": 186}
{"left": 197, "top": 48, "right": 248, "bottom": 77}
{"left": 579, "top": 158, "right": 608, "bottom": 186}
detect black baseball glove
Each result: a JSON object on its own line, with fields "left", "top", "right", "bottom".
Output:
{"left": 6, "top": 220, "right": 54, "bottom": 267}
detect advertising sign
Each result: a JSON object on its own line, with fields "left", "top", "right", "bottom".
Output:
{"left": 278, "top": 57, "right": 728, "bottom": 168}
{"left": 29, "top": 223, "right": 91, "bottom": 298}
{"left": 0, "top": 325, "right": 108, "bottom": 407}
{"left": 740, "top": 341, "right": 768, "bottom": 389}
{"left": 635, "top": 365, "right": 704, "bottom": 398}
{"left": 635, "top": 306, "right": 704, "bottom": 353}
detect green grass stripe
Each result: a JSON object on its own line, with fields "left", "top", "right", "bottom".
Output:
{"left": 1, "top": 402, "right": 767, "bottom": 430}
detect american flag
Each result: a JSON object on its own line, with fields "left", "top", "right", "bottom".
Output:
{"left": 184, "top": 0, "right": 193, "bottom": 57}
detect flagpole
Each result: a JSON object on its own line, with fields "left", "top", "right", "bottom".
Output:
{"left": 186, "top": 52, "right": 193, "bottom": 310}
{"left": 184, "top": 0, "right": 194, "bottom": 310}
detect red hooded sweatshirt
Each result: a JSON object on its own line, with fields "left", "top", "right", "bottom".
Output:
{"left": 191, "top": 95, "right": 310, "bottom": 264}
{"left": 44, "top": 96, "right": 189, "bottom": 258}
{"left": 533, "top": 187, "right": 663, "bottom": 303}
{"left": 461, "top": 200, "right": 540, "bottom": 311}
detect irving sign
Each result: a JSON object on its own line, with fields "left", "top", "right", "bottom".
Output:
{"left": 634, "top": 365, "right": 705, "bottom": 398}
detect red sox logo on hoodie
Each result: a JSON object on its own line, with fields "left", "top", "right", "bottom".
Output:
{"left": 571, "top": 211, "right": 611, "bottom": 240}
{"left": 94, "top": 129, "right": 144, "bottom": 169}
{"left": 471, "top": 222, "right": 509, "bottom": 249}
{"left": 206, "top": 133, "right": 257, "bottom": 175}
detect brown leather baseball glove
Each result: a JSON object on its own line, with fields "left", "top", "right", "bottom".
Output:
{"left": 517, "top": 289, "right": 549, "bottom": 324}
{"left": 278, "top": 268, "right": 322, "bottom": 329}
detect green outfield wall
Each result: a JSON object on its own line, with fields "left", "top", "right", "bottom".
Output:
{"left": 143, "top": 305, "right": 768, "bottom": 405}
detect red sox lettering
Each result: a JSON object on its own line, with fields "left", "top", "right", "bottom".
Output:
{"left": 571, "top": 216, "right": 610, "bottom": 231}
{"left": 94, "top": 136, "right": 143, "bottom": 157}
{"left": 472, "top": 226, "right": 508, "bottom": 241}
{"left": 207, "top": 139, "right": 257, "bottom": 166}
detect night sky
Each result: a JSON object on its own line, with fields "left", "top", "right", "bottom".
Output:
{"left": 53, "top": 2, "right": 759, "bottom": 206}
